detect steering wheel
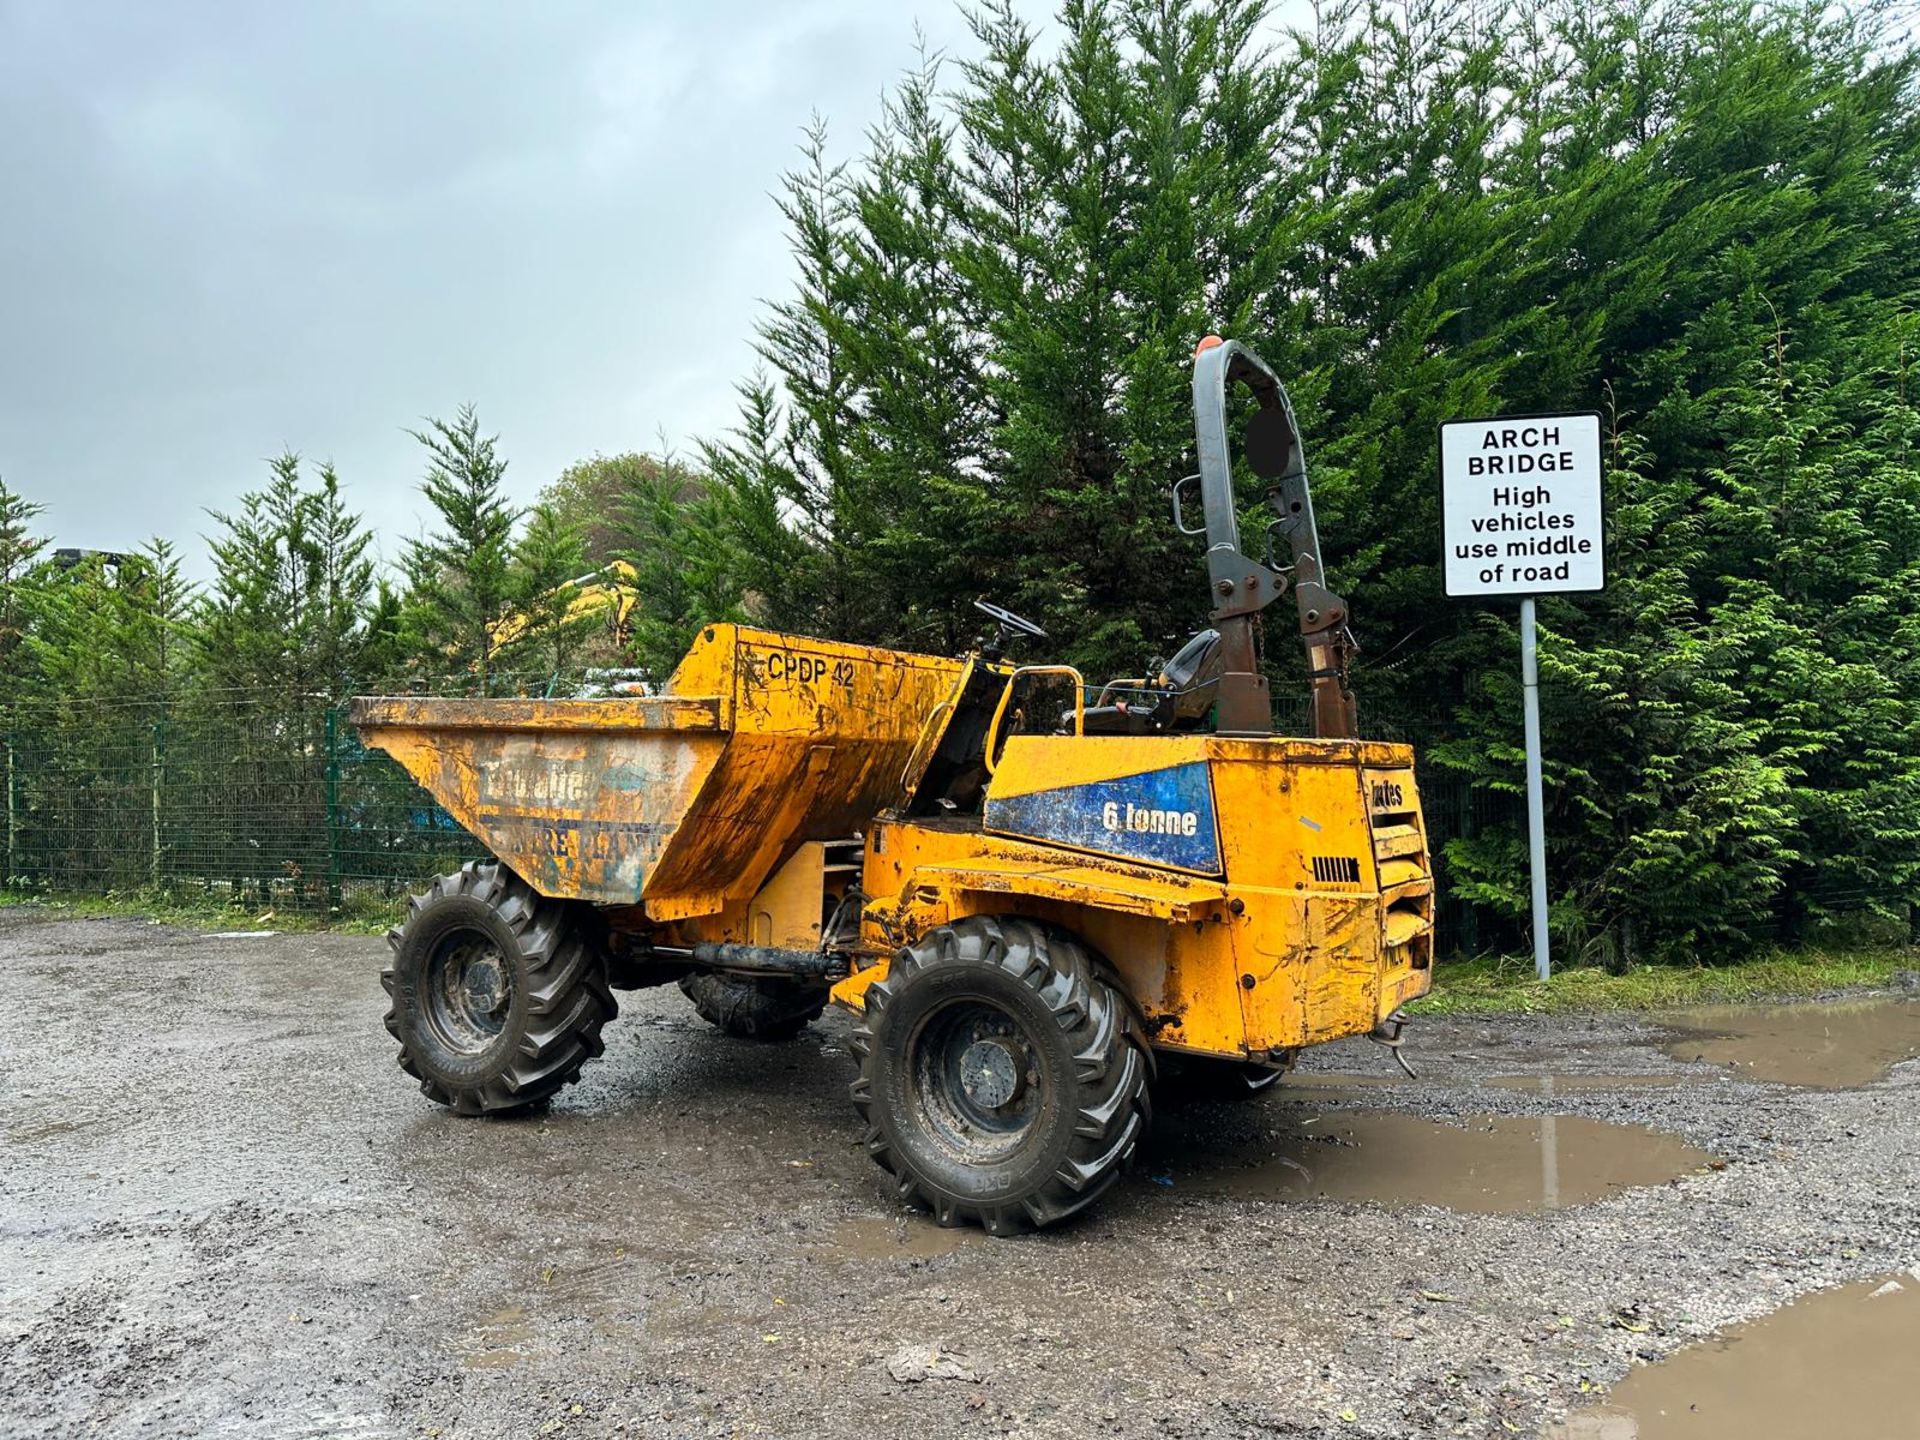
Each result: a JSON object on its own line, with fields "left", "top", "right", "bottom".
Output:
{"left": 973, "top": 599, "right": 1047, "bottom": 639}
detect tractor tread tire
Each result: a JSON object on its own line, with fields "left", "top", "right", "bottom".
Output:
{"left": 381, "top": 861, "right": 614, "bottom": 1116}
{"left": 849, "top": 915, "right": 1153, "bottom": 1236}
{"left": 679, "top": 972, "right": 830, "bottom": 1042}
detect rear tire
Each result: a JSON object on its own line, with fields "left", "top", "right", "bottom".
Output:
{"left": 679, "top": 972, "right": 830, "bottom": 1041}
{"left": 849, "top": 916, "right": 1153, "bottom": 1235}
{"left": 381, "top": 862, "right": 615, "bottom": 1116}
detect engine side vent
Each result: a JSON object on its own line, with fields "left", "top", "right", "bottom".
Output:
{"left": 1311, "top": 855, "right": 1362, "bottom": 886}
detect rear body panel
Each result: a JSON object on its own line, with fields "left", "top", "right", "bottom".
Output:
{"left": 983, "top": 738, "right": 1222, "bottom": 874}
{"left": 845, "top": 733, "right": 1433, "bottom": 1062}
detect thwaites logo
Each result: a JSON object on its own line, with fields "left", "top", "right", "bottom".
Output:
{"left": 1102, "top": 800, "right": 1201, "bottom": 838}
{"left": 1370, "top": 779, "right": 1405, "bottom": 812}
{"left": 763, "top": 649, "right": 856, "bottom": 688}
{"left": 479, "top": 756, "right": 589, "bottom": 807}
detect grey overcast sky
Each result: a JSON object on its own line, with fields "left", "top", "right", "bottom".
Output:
{"left": 0, "top": 0, "right": 1052, "bottom": 578}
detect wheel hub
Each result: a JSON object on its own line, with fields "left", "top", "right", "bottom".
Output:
{"left": 959, "top": 1037, "right": 1023, "bottom": 1110}
{"left": 423, "top": 933, "right": 514, "bottom": 1053}
{"left": 462, "top": 956, "right": 508, "bottom": 1016}
{"left": 907, "top": 999, "right": 1046, "bottom": 1163}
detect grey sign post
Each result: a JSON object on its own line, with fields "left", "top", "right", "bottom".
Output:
{"left": 1441, "top": 413, "right": 1604, "bottom": 981}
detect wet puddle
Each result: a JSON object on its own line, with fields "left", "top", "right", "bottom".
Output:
{"left": 1550, "top": 1270, "right": 1920, "bottom": 1438}
{"left": 821, "top": 1214, "right": 982, "bottom": 1261}
{"left": 1488, "top": 1075, "right": 1693, "bottom": 1093}
{"left": 1661, "top": 997, "right": 1920, "bottom": 1088}
{"left": 1296, "top": 1073, "right": 1694, "bottom": 1096}
{"left": 1179, "top": 1108, "right": 1716, "bottom": 1213}
{"left": 456, "top": 1304, "right": 538, "bottom": 1370}
{"left": 645, "top": 1301, "right": 747, "bottom": 1344}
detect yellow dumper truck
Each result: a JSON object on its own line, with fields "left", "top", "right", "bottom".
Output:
{"left": 354, "top": 338, "right": 1434, "bottom": 1233}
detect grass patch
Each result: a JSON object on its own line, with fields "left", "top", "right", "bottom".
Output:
{"left": 1411, "top": 948, "right": 1914, "bottom": 1015}
{"left": 5, "top": 889, "right": 1913, "bottom": 1010}
{"left": 0, "top": 887, "right": 398, "bottom": 936}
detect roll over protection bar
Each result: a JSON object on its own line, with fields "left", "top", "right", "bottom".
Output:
{"left": 1186, "top": 339, "right": 1358, "bottom": 739}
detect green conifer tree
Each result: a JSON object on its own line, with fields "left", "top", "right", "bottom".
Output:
{"left": 401, "top": 406, "right": 519, "bottom": 695}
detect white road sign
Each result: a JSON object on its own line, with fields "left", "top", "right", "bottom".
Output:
{"left": 1441, "top": 413, "right": 1604, "bottom": 596}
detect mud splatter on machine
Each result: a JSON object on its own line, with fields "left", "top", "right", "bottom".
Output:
{"left": 355, "top": 338, "right": 1434, "bottom": 1233}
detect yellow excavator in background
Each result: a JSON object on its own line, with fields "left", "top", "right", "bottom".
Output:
{"left": 486, "top": 558, "right": 641, "bottom": 656}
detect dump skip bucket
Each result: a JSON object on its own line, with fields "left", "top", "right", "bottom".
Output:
{"left": 352, "top": 625, "right": 963, "bottom": 915}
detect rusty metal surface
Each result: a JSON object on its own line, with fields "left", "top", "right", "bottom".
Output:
{"left": 353, "top": 625, "right": 963, "bottom": 910}
{"left": 348, "top": 695, "right": 727, "bottom": 733}
{"left": 840, "top": 736, "right": 1433, "bottom": 1064}
{"left": 358, "top": 621, "right": 1432, "bottom": 1071}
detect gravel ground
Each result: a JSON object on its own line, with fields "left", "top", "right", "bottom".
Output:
{"left": 2, "top": 911, "right": 1916, "bottom": 1440}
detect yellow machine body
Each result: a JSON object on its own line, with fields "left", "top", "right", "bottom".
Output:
{"left": 838, "top": 732, "right": 1431, "bottom": 1060}
{"left": 354, "top": 624, "right": 959, "bottom": 925}
{"left": 355, "top": 338, "right": 1435, "bottom": 1234}
{"left": 354, "top": 624, "right": 1432, "bottom": 1068}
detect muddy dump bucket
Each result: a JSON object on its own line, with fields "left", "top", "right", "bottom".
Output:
{"left": 352, "top": 624, "right": 962, "bottom": 916}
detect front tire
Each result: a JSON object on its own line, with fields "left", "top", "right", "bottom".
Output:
{"left": 381, "top": 862, "right": 615, "bottom": 1115}
{"left": 849, "top": 916, "right": 1153, "bottom": 1235}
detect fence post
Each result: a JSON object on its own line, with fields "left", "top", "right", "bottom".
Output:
{"left": 1458, "top": 780, "right": 1479, "bottom": 958}
{"left": 150, "top": 718, "right": 164, "bottom": 890}
{"left": 4, "top": 721, "right": 13, "bottom": 889}
{"left": 325, "top": 706, "right": 343, "bottom": 915}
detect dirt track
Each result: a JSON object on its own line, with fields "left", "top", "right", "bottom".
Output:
{"left": 2, "top": 912, "right": 1916, "bottom": 1439}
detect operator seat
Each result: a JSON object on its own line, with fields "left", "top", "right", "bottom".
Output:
{"left": 1076, "top": 629, "right": 1225, "bottom": 735}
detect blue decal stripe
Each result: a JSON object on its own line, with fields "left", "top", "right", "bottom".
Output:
{"left": 984, "top": 761, "right": 1222, "bottom": 875}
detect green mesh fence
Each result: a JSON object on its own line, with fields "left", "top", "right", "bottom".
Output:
{"left": 0, "top": 682, "right": 1520, "bottom": 943}
{"left": 1, "top": 691, "right": 484, "bottom": 922}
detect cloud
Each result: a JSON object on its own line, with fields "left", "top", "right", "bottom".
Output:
{"left": 0, "top": 0, "right": 1053, "bottom": 579}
